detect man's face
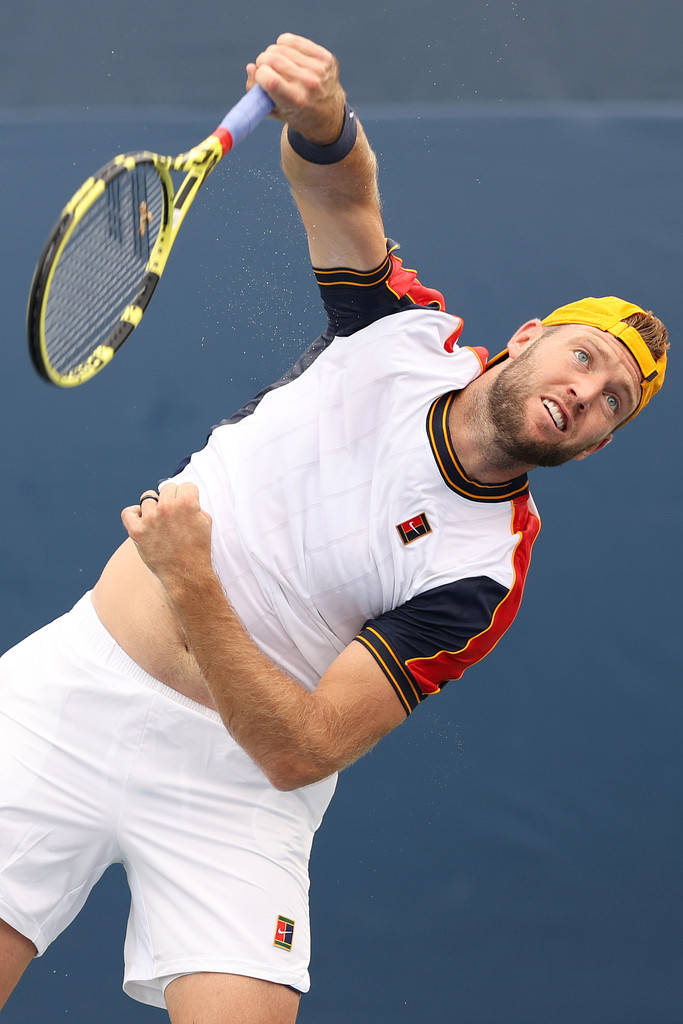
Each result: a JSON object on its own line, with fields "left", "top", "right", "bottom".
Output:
{"left": 487, "top": 324, "right": 642, "bottom": 468}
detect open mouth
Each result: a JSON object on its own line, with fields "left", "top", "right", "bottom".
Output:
{"left": 542, "top": 398, "right": 567, "bottom": 432}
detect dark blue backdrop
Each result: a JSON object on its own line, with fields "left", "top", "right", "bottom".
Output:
{"left": 1, "top": 33, "right": 682, "bottom": 1024}
{"left": 4, "top": 0, "right": 683, "bottom": 106}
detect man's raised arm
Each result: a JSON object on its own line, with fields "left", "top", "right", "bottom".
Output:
{"left": 246, "top": 33, "right": 387, "bottom": 271}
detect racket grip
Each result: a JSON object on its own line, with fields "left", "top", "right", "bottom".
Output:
{"left": 217, "top": 85, "right": 275, "bottom": 148}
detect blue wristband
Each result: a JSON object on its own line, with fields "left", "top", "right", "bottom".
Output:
{"left": 287, "top": 102, "right": 358, "bottom": 165}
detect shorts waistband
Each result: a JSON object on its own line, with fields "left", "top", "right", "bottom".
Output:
{"left": 66, "top": 592, "right": 223, "bottom": 724}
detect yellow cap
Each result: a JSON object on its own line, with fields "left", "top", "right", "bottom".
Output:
{"left": 542, "top": 296, "right": 667, "bottom": 425}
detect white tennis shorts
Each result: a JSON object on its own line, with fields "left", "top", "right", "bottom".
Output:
{"left": 0, "top": 593, "right": 336, "bottom": 1008}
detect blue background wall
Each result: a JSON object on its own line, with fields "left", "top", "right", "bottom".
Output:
{"left": 1, "top": 3, "right": 682, "bottom": 1021}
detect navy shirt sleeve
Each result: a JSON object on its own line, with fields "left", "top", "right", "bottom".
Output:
{"left": 355, "top": 576, "right": 510, "bottom": 715}
{"left": 314, "top": 239, "right": 446, "bottom": 340}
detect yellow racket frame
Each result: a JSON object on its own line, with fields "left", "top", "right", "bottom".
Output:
{"left": 28, "top": 133, "right": 224, "bottom": 387}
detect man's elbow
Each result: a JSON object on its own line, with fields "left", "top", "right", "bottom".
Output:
{"left": 262, "top": 753, "right": 337, "bottom": 792}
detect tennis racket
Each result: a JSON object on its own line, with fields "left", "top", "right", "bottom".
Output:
{"left": 27, "top": 85, "right": 275, "bottom": 387}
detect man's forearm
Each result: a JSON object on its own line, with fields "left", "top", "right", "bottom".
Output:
{"left": 246, "top": 33, "right": 386, "bottom": 269}
{"left": 121, "top": 486, "right": 405, "bottom": 791}
{"left": 280, "top": 116, "right": 381, "bottom": 211}
{"left": 164, "top": 568, "right": 354, "bottom": 790}
{"left": 121, "top": 483, "right": 372, "bottom": 790}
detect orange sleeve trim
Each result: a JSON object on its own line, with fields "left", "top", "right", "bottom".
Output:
{"left": 355, "top": 635, "right": 413, "bottom": 714}
{"left": 314, "top": 255, "right": 392, "bottom": 288}
{"left": 315, "top": 277, "right": 391, "bottom": 288}
{"left": 463, "top": 345, "right": 489, "bottom": 372}
{"left": 364, "top": 627, "right": 423, "bottom": 702}
{"left": 315, "top": 265, "right": 390, "bottom": 278}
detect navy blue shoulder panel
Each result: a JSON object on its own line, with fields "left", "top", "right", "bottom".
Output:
{"left": 356, "top": 576, "right": 508, "bottom": 715}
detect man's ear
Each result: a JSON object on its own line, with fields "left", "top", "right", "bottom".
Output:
{"left": 507, "top": 318, "right": 544, "bottom": 358}
{"left": 574, "top": 435, "right": 613, "bottom": 461}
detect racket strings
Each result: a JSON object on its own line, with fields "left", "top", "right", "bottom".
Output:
{"left": 43, "top": 164, "right": 165, "bottom": 374}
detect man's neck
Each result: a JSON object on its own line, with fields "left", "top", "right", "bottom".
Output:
{"left": 447, "top": 369, "right": 533, "bottom": 484}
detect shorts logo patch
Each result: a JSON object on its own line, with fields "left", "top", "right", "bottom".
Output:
{"left": 396, "top": 513, "right": 432, "bottom": 545}
{"left": 274, "top": 915, "right": 295, "bottom": 951}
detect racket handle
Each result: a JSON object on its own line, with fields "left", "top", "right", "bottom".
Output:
{"left": 216, "top": 85, "right": 275, "bottom": 150}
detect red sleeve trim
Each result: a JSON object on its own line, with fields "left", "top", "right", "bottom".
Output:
{"left": 385, "top": 252, "right": 446, "bottom": 311}
{"left": 406, "top": 496, "right": 541, "bottom": 691}
{"left": 464, "top": 345, "right": 489, "bottom": 370}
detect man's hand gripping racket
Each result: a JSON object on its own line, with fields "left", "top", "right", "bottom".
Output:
{"left": 26, "top": 86, "right": 274, "bottom": 387}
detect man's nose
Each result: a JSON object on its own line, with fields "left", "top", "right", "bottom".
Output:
{"left": 566, "top": 385, "right": 585, "bottom": 412}
{"left": 567, "top": 379, "right": 601, "bottom": 411}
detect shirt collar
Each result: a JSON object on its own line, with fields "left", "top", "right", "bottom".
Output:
{"left": 426, "top": 392, "right": 529, "bottom": 503}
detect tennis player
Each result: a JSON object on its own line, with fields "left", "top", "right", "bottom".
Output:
{"left": 0, "top": 32, "right": 668, "bottom": 1024}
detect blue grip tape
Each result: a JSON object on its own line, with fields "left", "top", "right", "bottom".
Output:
{"left": 219, "top": 85, "right": 275, "bottom": 146}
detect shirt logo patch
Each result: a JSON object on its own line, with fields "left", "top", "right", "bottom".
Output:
{"left": 273, "top": 915, "right": 295, "bottom": 951}
{"left": 396, "top": 513, "right": 432, "bottom": 545}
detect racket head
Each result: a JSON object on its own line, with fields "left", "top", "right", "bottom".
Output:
{"left": 27, "top": 153, "right": 174, "bottom": 387}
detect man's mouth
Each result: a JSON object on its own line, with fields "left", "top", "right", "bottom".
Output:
{"left": 542, "top": 398, "right": 567, "bottom": 432}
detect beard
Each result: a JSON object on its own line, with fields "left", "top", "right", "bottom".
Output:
{"left": 486, "top": 344, "right": 600, "bottom": 468}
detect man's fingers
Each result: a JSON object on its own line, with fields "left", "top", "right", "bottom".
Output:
{"left": 157, "top": 483, "right": 176, "bottom": 506}
{"left": 275, "top": 33, "right": 333, "bottom": 62}
{"left": 257, "top": 42, "right": 330, "bottom": 75}
{"left": 250, "top": 35, "right": 338, "bottom": 115}
{"left": 255, "top": 50, "right": 321, "bottom": 91}
{"left": 121, "top": 505, "right": 142, "bottom": 537}
{"left": 252, "top": 65, "right": 325, "bottom": 118}
{"left": 175, "top": 481, "right": 201, "bottom": 505}
{"left": 253, "top": 69, "right": 315, "bottom": 111}
{"left": 121, "top": 482, "right": 204, "bottom": 535}
{"left": 139, "top": 490, "right": 159, "bottom": 513}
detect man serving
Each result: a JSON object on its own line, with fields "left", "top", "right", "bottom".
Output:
{"left": 0, "top": 32, "right": 668, "bottom": 1024}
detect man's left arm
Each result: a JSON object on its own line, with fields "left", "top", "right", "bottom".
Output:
{"left": 122, "top": 483, "right": 407, "bottom": 791}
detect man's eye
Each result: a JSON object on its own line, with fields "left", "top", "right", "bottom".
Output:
{"left": 606, "top": 394, "right": 619, "bottom": 412}
{"left": 575, "top": 350, "right": 589, "bottom": 364}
